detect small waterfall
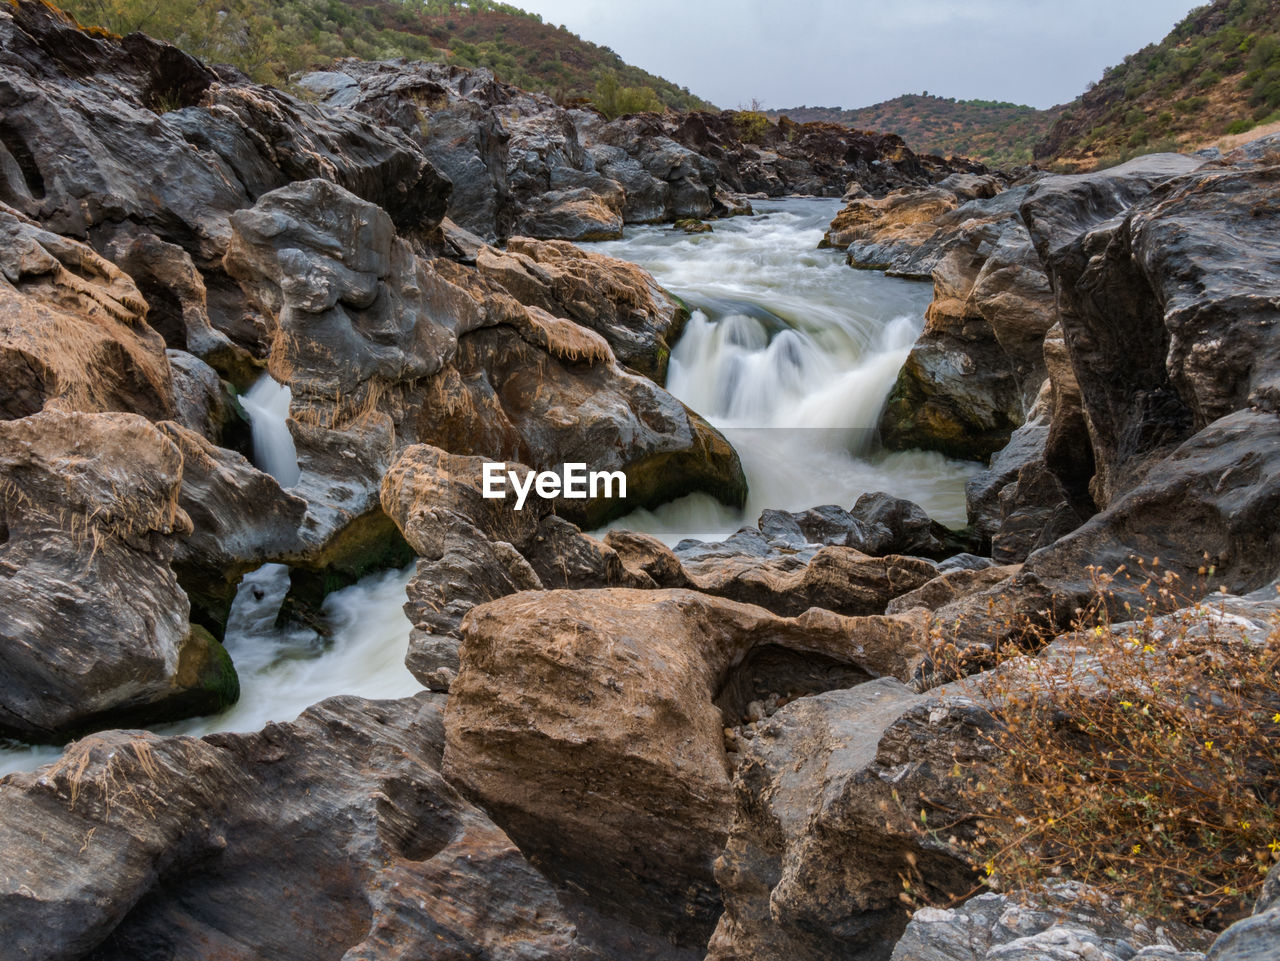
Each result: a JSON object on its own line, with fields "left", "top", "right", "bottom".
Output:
{"left": 592, "top": 198, "right": 982, "bottom": 543}
{"left": 240, "top": 374, "right": 301, "bottom": 487}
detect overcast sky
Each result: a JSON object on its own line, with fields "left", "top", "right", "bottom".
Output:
{"left": 514, "top": 0, "right": 1199, "bottom": 110}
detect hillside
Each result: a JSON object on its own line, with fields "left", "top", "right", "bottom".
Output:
{"left": 769, "top": 97, "right": 1060, "bottom": 167}
{"left": 1036, "top": 0, "right": 1280, "bottom": 167}
{"left": 55, "top": 0, "right": 714, "bottom": 113}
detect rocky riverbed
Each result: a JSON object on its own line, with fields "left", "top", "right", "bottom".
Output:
{"left": 1, "top": 2, "right": 1279, "bottom": 960}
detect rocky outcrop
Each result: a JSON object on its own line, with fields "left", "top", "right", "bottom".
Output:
{"left": 0, "top": 203, "right": 174, "bottom": 421}
{"left": 821, "top": 173, "right": 1003, "bottom": 273}
{"left": 0, "top": 410, "right": 237, "bottom": 741}
{"left": 707, "top": 678, "right": 993, "bottom": 961}
{"left": 299, "top": 59, "right": 981, "bottom": 243}
{"left": 873, "top": 185, "right": 1049, "bottom": 460}
{"left": 476, "top": 237, "right": 689, "bottom": 381}
{"left": 0, "top": 693, "right": 609, "bottom": 959}
{"left": 443, "top": 589, "right": 954, "bottom": 948}
{"left": 892, "top": 884, "right": 1208, "bottom": 961}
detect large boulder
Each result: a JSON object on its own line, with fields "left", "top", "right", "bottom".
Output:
{"left": 707, "top": 678, "right": 991, "bottom": 961}
{"left": 1018, "top": 153, "right": 1209, "bottom": 507}
{"left": 875, "top": 187, "right": 1048, "bottom": 461}
{"left": 477, "top": 237, "right": 689, "bottom": 381}
{"left": 0, "top": 410, "right": 236, "bottom": 741}
{"left": 443, "top": 589, "right": 944, "bottom": 947}
{"left": 0, "top": 203, "right": 174, "bottom": 421}
{"left": 0, "top": 694, "right": 608, "bottom": 959}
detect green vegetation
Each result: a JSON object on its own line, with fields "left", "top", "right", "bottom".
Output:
{"left": 768, "top": 96, "right": 1060, "bottom": 167}
{"left": 1037, "top": 0, "right": 1280, "bottom": 168}
{"left": 58, "top": 0, "right": 713, "bottom": 112}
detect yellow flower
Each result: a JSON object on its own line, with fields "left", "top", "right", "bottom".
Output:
{"left": 1205, "top": 740, "right": 1215, "bottom": 751}
{"left": 1120, "top": 701, "right": 1134, "bottom": 709}
{"left": 984, "top": 861, "right": 995, "bottom": 876}
{"left": 1272, "top": 713, "right": 1280, "bottom": 723}
{"left": 1241, "top": 821, "right": 1252, "bottom": 830}
{"left": 1131, "top": 844, "right": 1142, "bottom": 855}
{"left": 1143, "top": 644, "right": 1155, "bottom": 653}
{"left": 1268, "top": 839, "right": 1280, "bottom": 853}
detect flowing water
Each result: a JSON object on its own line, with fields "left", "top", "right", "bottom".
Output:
{"left": 593, "top": 197, "right": 981, "bottom": 543}
{"left": 0, "top": 198, "right": 978, "bottom": 776}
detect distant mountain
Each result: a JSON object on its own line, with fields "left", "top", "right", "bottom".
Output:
{"left": 1036, "top": 0, "right": 1280, "bottom": 168}
{"left": 56, "top": 0, "right": 714, "bottom": 113}
{"left": 767, "top": 97, "right": 1061, "bottom": 168}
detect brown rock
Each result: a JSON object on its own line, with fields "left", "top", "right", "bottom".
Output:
{"left": 0, "top": 410, "right": 237, "bottom": 740}
{"left": 443, "top": 588, "right": 932, "bottom": 947}
{"left": 0, "top": 203, "right": 174, "bottom": 421}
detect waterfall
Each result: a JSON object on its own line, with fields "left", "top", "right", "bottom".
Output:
{"left": 240, "top": 374, "right": 301, "bottom": 487}
{"left": 593, "top": 198, "right": 981, "bottom": 543}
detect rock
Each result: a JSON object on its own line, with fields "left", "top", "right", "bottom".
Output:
{"left": 1019, "top": 154, "right": 1208, "bottom": 507}
{"left": 707, "top": 678, "right": 992, "bottom": 961}
{"left": 0, "top": 693, "right": 610, "bottom": 959}
{"left": 380, "top": 444, "right": 643, "bottom": 687}
{"left": 885, "top": 563, "right": 1022, "bottom": 615}
{"left": 299, "top": 61, "right": 515, "bottom": 241}
{"left": 0, "top": 203, "right": 175, "bottom": 421}
{"left": 165, "top": 349, "right": 242, "bottom": 444}
{"left": 414, "top": 320, "right": 746, "bottom": 528}
{"left": 515, "top": 186, "right": 624, "bottom": 241}
{"left": 673, "top": 218, "right": 713, "bottom": 233}
{"left": 477, "top": 237, "right": 689, "bottom": 381}
{"left": 603, "top": 529, "right": 693, "bottom": 588}
{"left": 157, "top": 421, "right": 309, "bottom": 637}
{"left": 892, "top": 884, "right": 1207, "bottom": 961}
{"left": 0, "top": 2, "right": 446, "bottom": 264}
{"left": 685, "top": 545, "right": 938, "bottom": 617}
{"left": 849, "top": 491, "right": 969, "bottom": 557}
{"left": 1024, "top": 408, "right": 1280, "bottom": 602}
{"left": 823, "top": 185, "right": 967, "bottom": 271}
{"left": 443, "top": 590, "right": 942, "bottom": 947}
{"left": 874, "top": 188, "right": 1046, "bottom": 461}
{"left": 0, "top": 410, "right": 237, "bottom": 741}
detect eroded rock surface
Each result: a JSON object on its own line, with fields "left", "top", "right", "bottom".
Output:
{"left": 0, "top": 410, "right": 236, "bottom": 740}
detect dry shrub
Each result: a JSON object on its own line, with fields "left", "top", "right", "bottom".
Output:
{"left": 952, "top": 567, "right": 1280, "bottom": 929}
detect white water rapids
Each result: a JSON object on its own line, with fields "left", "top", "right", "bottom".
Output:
{"left": 0, "top": 198, "right": 978, "bottom": 776}
{"left": 595, "top": 197, "right": 980, "bottom": 543}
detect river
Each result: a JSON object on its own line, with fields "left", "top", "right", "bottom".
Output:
{"left": 0, "top": 197, "right": 977, "bottom": 776}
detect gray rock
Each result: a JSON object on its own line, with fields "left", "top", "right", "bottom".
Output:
{"left": 0, "top": 694, "right": 607, "bottom": 959}
{"left": 0, "top": 410, "right": 236, "bottom": 740}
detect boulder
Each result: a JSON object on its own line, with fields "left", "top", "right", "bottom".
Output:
{"left": 0, "top": 203, "right": 174, "bottom": 421}
{"left": 1019, "top": 153, "right": 1208, "bottom": 507}
{"left": 0, "top": 410, "right": 236, "bottom": 741}
{"left": 684, "top": 545, "right": 938, "bottom": 618}
{"left": 892, "top": 885, "right": 1207, "bottom": 961}
{"left": 413, "top": 321, "right": 746, "bottom": 528}
{"left": 707, "top": 678, "right": 991, "bottom": 961}
{"left": 477, "top": 237, "right": 689, "bottom": 381}
{"left": 0, "top": 694, "right": 608, "bottom": 960}
{"left": 157, "top": 421, "right": 309, "bottom": 637}
{"left": 443, "top": 590, "right": 942, "bottom": 947}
